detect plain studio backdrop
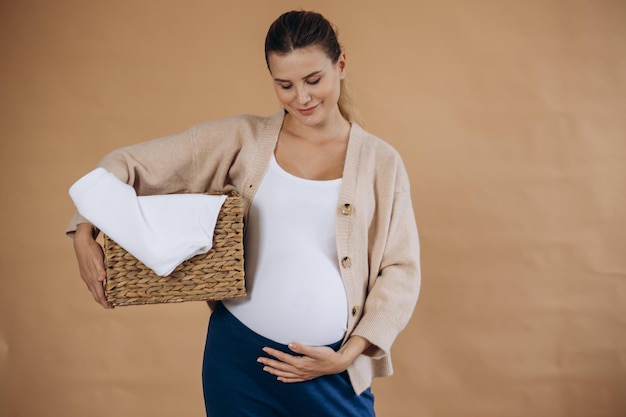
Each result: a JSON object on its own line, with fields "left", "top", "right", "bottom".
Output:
{"left": 1, "top": 1, "right": 625, "bottom": 416}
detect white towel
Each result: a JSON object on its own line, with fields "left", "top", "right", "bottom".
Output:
{"left": 69, "top": 168, "right": 227, "bottom": 276}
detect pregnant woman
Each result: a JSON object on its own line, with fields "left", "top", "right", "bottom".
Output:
{"left": 67, "top": 10, "right": 421, "bottom": 417}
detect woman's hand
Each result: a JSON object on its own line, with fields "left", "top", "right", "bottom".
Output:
{"left": 258, "top": 336, "right": 371, "bottom": 382}
{"left": 73, "top": 223, "right": 111, "bottom": 309}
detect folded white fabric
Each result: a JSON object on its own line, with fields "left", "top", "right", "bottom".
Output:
{"left": 69, "top": 168, "right": 227, "bottom": 276}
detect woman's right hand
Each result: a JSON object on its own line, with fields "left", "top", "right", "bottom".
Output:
{"left": 73, "top": 223, "right": 111, "bottom": 309}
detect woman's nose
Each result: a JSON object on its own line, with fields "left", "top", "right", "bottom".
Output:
{"left": 295, "top": 86, "right": 311, "bottom": 104}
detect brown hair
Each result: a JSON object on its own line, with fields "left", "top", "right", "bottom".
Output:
{"left": 264, "top": 10, "right": 361, "bottom": 124}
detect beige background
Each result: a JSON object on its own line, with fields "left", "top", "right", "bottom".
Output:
{"left": 1, "top": 0, "right": 625, "bottom": 416}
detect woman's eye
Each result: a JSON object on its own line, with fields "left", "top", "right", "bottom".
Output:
{"left": 307, "top": 78, "right": 321, "bottom": 85}
{"left": 279, "top": 84, "right": 292, "bottom": 90}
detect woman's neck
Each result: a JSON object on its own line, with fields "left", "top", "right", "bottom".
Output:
{"left": 282, "top": 109, "right": 351, "bottom": 143}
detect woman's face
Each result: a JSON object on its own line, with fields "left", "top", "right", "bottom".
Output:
{"left": 268, "top": 45, "right": 346, "bottom": 128}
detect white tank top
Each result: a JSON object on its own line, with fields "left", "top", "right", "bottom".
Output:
{"left": 223, "top": 154, "right": 348, "bottom": 345}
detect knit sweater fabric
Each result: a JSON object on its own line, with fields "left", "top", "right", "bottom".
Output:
{"left": 66, "top": 110, "right": 421, "bottom": 395}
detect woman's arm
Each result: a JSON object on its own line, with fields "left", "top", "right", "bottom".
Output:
{"left": 66, "top": 130, "right": 200, "bottom": 308}
{"left": 73, "top": 222, "right": 111, "bottom": 309}
{"left": 349, "top": 175, "right": 421, "bottom": 359}
{"left": 66, "top": 115, "right": 261, "bottom": 308}
{"left": 66, "top": 129, "right": 198, "bottom": 234}
{"left": 258, "top": 335, "right": 371, "bottom": 383}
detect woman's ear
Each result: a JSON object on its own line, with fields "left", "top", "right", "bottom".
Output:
{"left": 338, "top": 52, "right": 347, "bottom": 79}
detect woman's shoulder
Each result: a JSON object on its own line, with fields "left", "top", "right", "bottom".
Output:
{"left": 354, "top": 123, "right": 404, "bottom": 163}
{"left": 351, "top": 123, "right": 411, "bottom": 191}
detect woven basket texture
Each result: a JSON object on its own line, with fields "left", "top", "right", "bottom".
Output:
{"left": 103, "top": 192, "right": 246, "bottom": 307}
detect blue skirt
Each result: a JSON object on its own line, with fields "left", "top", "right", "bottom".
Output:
{"left": 202, "top": 302, "right": 375, "bottom": 417}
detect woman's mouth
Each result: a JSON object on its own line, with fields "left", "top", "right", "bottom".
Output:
{"left": 297, "top": 104, "right": 319, "bottom": 115}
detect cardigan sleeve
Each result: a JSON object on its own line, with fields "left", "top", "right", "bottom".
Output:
{"left": 350, "top": 162, "right": 421, "bottom": 359}
{"left": 65, "top": 115, "right": 255, "bottom": 236}
{"left": 65, "top": 128, "right": 199, "bottom": 235}
{"left": 65, "top": 112, "right": 285, "bottom": 237}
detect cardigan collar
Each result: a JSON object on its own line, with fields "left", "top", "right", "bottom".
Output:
{"left": 244, "top": 109, "right": 365, "bottom": 207}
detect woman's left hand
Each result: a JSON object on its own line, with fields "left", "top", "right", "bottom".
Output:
{"left": 258, "top": 336, "right": 371, "bottom": 383}
{"left": 258, "top": 343, "right": 348, "bottom": 383}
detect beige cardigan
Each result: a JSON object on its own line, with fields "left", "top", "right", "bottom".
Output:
{"left": 66, "top": 111, "right": 421, "bottom": 394}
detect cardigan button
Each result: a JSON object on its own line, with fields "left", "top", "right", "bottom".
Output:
{"left": 351, "top": 306, "right": 360, "bottom": 317}
{"left": 341, "top": 256, "right": 352, "bottom": 268}
{"left": 341, "top": 203, "right": 353, "bottom": 215}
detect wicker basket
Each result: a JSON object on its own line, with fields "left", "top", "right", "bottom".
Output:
{"left": 103, "top": 192, "right": 246, "bottom": 307}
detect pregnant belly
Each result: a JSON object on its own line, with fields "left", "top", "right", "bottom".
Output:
{"left": 223, "top": 261, "right": 349, "bottom": 346}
